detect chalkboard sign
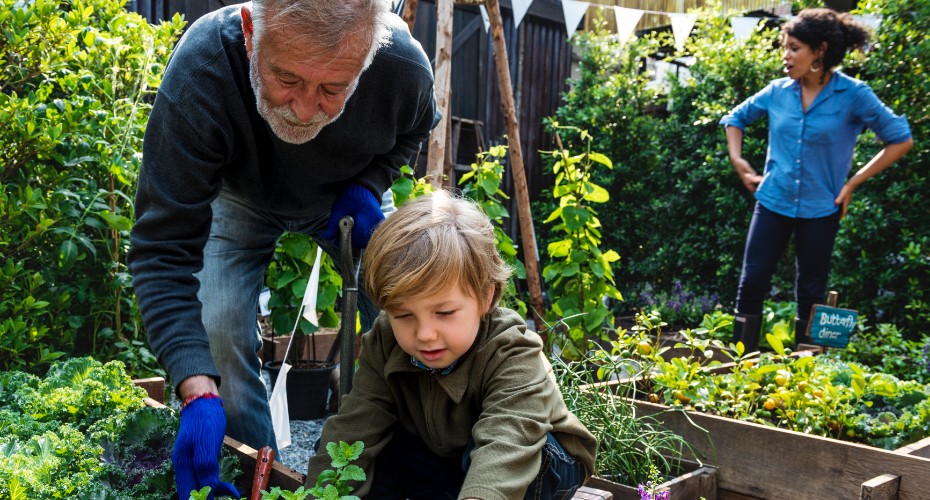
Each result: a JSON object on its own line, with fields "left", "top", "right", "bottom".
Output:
{"left": 808, "top": 305, "right": 857, "bottom": 348}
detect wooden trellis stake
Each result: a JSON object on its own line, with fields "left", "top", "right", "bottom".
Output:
{"left": 483, "top": 0, "right": 544, "bottom": 329}
{"left": 419, "top": 0, "right": 545, "bottom": 329}
{"left": 425, "top": 0, "right": 453, "bottom": 189}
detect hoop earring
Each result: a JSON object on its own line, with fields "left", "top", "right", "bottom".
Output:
{"left": 810, "top": 59, "right": 822, "bottom": 73}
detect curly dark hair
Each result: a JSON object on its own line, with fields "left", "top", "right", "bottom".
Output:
{"left": 781, "top": 8, "right": 871, "bottom": 70}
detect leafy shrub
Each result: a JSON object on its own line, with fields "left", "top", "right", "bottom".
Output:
{"left": 548, "top": 1, "right": 930, "bottom": 336}
{"left": 629, "top": 281, "right": 721, "bottom": 327}
{"left": 831, "top": 321, "right": 930, "bottom": 385}
{"left": 0, "top": 0, "right": 183, "bottom": 375}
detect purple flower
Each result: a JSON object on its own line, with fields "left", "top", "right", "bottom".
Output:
{"left": 922, "top": 340, "right": 930, "bottom": 372}
{"left": 657, "top": 491, "right": 670, "bottom": 500}
{"left": 638, "top": 484, "right": 648, "bottom": 499}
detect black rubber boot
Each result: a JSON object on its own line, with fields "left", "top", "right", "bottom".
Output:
{"left": 732, "top": 313, "right": 762, "bottom": 352}
{"left": 794, "top": 318, "right": 811, "bottom": 350}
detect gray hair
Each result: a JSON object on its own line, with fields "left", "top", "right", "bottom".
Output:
{"left": 250, "top": 0, "right": 391, "bottom": 67}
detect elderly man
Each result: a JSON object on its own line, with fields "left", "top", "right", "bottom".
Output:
{"left": 128, "top": 0, "right": 438, "bottom": 496}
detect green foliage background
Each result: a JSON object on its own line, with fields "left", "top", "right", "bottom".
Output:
{"left": 0, "top": 0, "right": 184, "bottom": 374}
{"left": 2, "top": 0, "right": 927, "bottom": 381}
{"left": 549, "top": 1, "right": 929, "bottom": 336}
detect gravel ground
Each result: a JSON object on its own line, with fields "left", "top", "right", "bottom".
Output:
{"left": 261, "top": 369, "right": 328, "bottom": 472}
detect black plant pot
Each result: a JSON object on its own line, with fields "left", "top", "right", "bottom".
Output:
{"left": 264, "top": 360, "right": 337, "bottom": 420}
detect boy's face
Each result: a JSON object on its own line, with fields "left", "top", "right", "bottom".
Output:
{"left": 387, "top": 282, "right": 492, "bottom": 369}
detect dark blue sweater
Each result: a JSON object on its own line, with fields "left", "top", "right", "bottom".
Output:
{"left": 128, "top": 4, "right": 438, "bottom": 389}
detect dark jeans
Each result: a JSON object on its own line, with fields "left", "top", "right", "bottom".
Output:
{"left": 736, "top": 203, "right": 841, "bottom": 321}
{"left": 365, "top": 428, "right": 584, "bottom": 500}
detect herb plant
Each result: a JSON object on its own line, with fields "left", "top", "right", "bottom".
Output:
{"left": 553, "top": 354, "right": 699, "bottom": 488}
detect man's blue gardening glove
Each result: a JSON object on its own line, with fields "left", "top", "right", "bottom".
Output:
{"left": 322, "top": 184, "right": 385, "bottom": 248}
{"left": 173, "top": 395, "right": 240, "bottom": 500}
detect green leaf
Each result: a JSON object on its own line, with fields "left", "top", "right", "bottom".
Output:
{"left": 561, "top": 206, "right": 590, "bottom": 231}
{"left": 98, "top": 210, "right": 132, "bottom": 231}
{"left": 581, "top": 183, "right": 610, "bottom": 203}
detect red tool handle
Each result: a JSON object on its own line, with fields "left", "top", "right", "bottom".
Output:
{"left": 250, "top": 446, "right": 275, "bottom": 500}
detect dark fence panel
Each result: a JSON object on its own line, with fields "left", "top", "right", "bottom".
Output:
{"left": 126, "top": 0, "right": 231, "bottom": 26}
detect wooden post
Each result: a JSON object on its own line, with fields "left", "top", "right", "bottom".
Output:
{"left": 484, "top": 0, "right": 544, "bottom": 329}
{"left": 425, "top": 0, "right": 453, "bottom": 188}
{"left": 859, "top": 474, "right": 900, "bottom": 500}
{"left": 401, "top": 0, "right": 418, "bottom": 34}
{"left": 827, "top": 290, "right": 839, "bottom": 307}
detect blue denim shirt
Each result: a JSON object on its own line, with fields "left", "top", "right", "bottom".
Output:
{"left": 721, "top": 71, "right": 911, "bottom": 218}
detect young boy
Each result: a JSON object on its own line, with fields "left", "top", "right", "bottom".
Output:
{"left": 306, "top": 190, "right": 597, "bottom": 499}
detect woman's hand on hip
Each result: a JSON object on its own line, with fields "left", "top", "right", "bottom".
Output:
{"left": 732, "top": 158, "right": 762, "bottom": 193}
{"left": 835, "top": 183, "right": 856, "bottom": 219}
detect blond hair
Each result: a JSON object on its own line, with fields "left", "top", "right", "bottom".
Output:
{"left": 363, "top": 190, "right": 512, "bottom": 312}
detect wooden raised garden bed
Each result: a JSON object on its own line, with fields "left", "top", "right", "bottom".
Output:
{"left": 135, "top": 378, "right": 614, "bottom": 498}
{"left": 585, "top": 459, "right": 717, "bottom": 500}
{"left": 631, "top": 399, "right": 930, "bottom": 499}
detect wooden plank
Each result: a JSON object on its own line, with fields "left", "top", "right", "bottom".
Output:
{"left": 133, "top": 376, "right": 167, "bottom": 404}
{"left": 860, "top": 474, "right": 900, "bottom": 500}
{"left": 223, "top": 436, "right": 306, "bottom": 493}
{"left": 895, "top": 435, "right": 930, "bottom": 459}
{"left": 631, "top": 399, "right": 930, "bottom": 499}
{"left": 144, "top": 397, "right": 307, "bottom": 492}
{"left": 573, "top": 485, "right": 613, "bottom": 499}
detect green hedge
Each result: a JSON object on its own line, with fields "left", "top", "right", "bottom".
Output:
{"left": 549, "top": 1, "right": 929, "bottom": 336}
{"left": 0, "top": 0, "right": 183, "bottom": 374}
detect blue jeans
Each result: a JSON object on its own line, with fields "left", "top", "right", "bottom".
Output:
{"left": 736, "top": 203, "right": 841, "bottom": 320}
{"left": 196, "top": 189, "right": 382, "bottom": 454}
{"left": 365, "top": 428, "right": 584, "bottom": 499}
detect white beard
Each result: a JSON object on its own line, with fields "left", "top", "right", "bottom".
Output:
{"left": 249, "top": 55, "right": 349, "bottom": 145}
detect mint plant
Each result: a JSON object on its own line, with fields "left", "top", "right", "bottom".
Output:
{"left": 192, "top": 441, "right": 366, "bottom": 500}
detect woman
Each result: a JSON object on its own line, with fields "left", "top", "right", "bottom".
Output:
{"left": 720, "top": 8, "right": 913, "bottom": 350}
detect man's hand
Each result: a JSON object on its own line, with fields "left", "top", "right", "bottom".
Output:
{"left": 323, "top": 184, "right": 384, "bottom": 248}
{"left": 173, "top": 394, "right": 240, "bottom": 500}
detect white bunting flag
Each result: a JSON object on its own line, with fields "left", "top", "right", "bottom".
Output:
{"left": 730, "top": 16, "right": 760, "bottom": 43}
{"left": 479, "top": 4, "right": 490, "bottom": 33}
{"left": 854, "top": 14, "right": 881, "bottom": 32}
{"left": 561, "top": 0, "right": 589, "bottom": 40}
{"left": 613, "top": 6, "right": 643, "bottom": 45}
{"left": 512, "top": 0, "right": 533, "bottom": 29}
{"left": 300, "top": 246, "right": 324, "bottom": 325}
{"left": 669, "top": 12, "right": 698, "bottom": 53}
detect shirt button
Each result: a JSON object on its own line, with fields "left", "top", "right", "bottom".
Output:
{"left": 796, "top": 159, "right": 801, "bottom": 163}
{"left": 795, "top": 179, "right": 800, "bottom": 184}
{"left": 797, "top": 139, "right": 802, "bottom": 143}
